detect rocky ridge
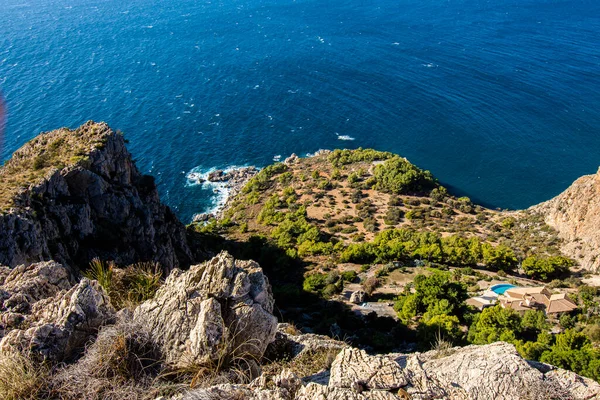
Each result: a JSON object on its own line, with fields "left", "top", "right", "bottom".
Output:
{"left": 532, "top": 167, "right": 600, "bottom": 272}
{"left": 178, "top": 338, "right": 600, "bottom": 400}
{"left": 0, "top": 121, "right": 192, "bottom": 271}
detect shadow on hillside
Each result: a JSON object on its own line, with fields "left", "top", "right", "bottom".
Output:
{"left": 187, "top": 230, "right": 415, "bottom": 353}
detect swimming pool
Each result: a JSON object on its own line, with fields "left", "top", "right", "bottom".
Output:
{"left": 490, "top": 284, "right": 516, "bottom": 295}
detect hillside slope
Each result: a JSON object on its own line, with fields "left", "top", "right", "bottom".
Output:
{"left": 532, "top": 167, "right": 600, "bottom": 273}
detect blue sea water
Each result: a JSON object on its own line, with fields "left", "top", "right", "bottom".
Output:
{"left": 1, "top": 0, "right": 599, "bottom": 222}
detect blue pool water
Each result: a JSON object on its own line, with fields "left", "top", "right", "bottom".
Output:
{"left": 1, "top": 0, "right": 599, "bottom": 221}
{"left": 490, "top": 284, "right": 517, "bottom": 295}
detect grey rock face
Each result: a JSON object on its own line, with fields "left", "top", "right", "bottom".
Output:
{"left": 402, "top": 342, "right": 600, "bottom": 400}
{"left": 134, "top": 251, "right": 277, "bottom": 366}
{"left": 349, "top": 290, "right": 366, "bottom": 304}
{"left": 0, "top": 261, "right": 74, "bottom": 338}
{"left": 0, "top": 121, "right": 192, "bottom": 271}
{"left": 183, "top": 339, "right": 600, "bottom": 400}
{"left": 329, "top": 348, "right": 408, "bottom": 391}
{"left": 1, "top": 277, "right": 115, "bottom": 361}
{"left": 530, "top": 167, "right": 600, "bottom": 272}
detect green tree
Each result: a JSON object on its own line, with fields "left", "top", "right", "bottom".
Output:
{"left": 521, "top": 256, "right": 574, "bottom": 281}
{"left": 482, "top": 244, "right": 518, "bottom": 271}
{"left": 467, "top": 306, "right": 522, "bottom": 345}
{"left": 521, "top": 310, "right": 549, "bottom": 335}
{"left": 417, "top": 313, "right": 463, "bottom": 349}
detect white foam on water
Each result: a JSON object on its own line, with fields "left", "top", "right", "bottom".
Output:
{"left": 185, "top": 165, "right": 253, "bottom": 215}
{"left": 336, "top": 132, "right": 355, "bottom": 141}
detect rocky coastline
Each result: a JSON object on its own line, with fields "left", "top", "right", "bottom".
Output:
{"left": 189, "top": 166, "right": 259, "bottom": 222}
{"left": 0, "top": 122, "right": 599, "bottom": 399}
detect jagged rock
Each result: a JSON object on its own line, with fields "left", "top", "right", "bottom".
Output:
{"left": 544, "top": 368, "right": 600, "bottom": 399}
{"left": 133, "top": 251, "right": 277, "bottom": 366}
{"left": 178, "top": 384, "right": 290, "bottom": 400}
{"left": 0, "top": 261, "right": 74, "bottom": 336}
{"left": 0, "top": 121, "right": 193, "bottom": 271}
{"left": 532, "top": 166, "right": 600, "bottom": 272}
{"left": 264, "top": 323, "right": 349, "bottom": 362}
{"left": 349, "top": 290, "right": 366, "bottom": 304}
{"left": 273, "top": 369, "right": 302, "bottom": 395}
{"left": 1, "top": 261, "right": 73, "bottom": 302}
{"left": 1, "top": 277, "right": 115, "bottom": 361}
{"left": 296, "top": 383, "right": 399, "bottom": 400}
{"left": 402, "top": 342, "right": 596, "bottom": 400}
{"left": 329, "top": 348, "right": 408, "bottom": 391}
{"left": 284, "top": 154, "right": 298, "bottom": 165}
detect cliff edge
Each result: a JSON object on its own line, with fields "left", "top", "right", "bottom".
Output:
{"left": 532, "top": 167, "right": 600, "bottom": 273}
{"left": 0, "top": 121, "right": 192, "bottom": 270}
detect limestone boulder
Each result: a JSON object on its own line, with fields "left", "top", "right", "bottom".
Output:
{"left": 403, "top": 341, "right": 595, "bottom": 399}
{"left": 1, "top": 277, "right": 115, "bottom": 361}
{"left": 350, "top": 290, "right": 366, "bottom": 304}
{"left": 134, "top": 251, "right": 277, "bottom": 366}
{"left": 329, "top": 348, "right": 408, "bottom": 391}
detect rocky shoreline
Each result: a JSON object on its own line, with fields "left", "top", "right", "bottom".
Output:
{"left": 189, "top": 166, "right": 259, "bottom": 222}
{"left": 189, "top": 150, "right": 332, "bottom": 223}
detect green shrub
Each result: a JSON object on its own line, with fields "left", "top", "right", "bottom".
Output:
{"left": 341, "top": 270, "right": 358, "bottom": 282}
{"left": 303, "top": 274, "right": 328, "bottom": 293}
{"left": 383, "top": 207, "right": 403, "bottom": 225}
{"left": 373, "top": 156, "right": 437, "bottom": 194}
{"left": 328, "top": 148, "right": 393, "bottom": 167}
{"left": 522, "top": 256, "right": 574, "bottom": 281}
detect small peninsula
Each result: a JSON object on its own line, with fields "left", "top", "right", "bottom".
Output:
{"left": 0, "top": 122, "right": 599, "bottom": 400}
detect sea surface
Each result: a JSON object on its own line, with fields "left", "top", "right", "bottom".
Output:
{"left": 1, "top": 0, "right": 599, "bottom": 222}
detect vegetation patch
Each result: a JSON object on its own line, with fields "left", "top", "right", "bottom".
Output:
{"left": 0, "top": 122, "right": 112, "bottom": 211}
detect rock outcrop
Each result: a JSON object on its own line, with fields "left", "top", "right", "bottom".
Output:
{"left": 133, "top": 251, "right": 277, "bottom": 366}
{"left": 350, "top": 290, "right": 366, "bottom": 304}
{"left": 264, "top": 323, "right": 349, "bottom": 362}
{"left": 0, "top": 260, "right": 74, "bottom": 338}
{"left": 532, "top": 167, "right": 600, "bottom": 272}
{"left": 0, "top": 267, "right": 115, "bottom": 361}
{"left": 0, "top": 121, "right": 192, "bottom": 271}
{"left": 179, "top": 340, "right": 600, "bottom": 400}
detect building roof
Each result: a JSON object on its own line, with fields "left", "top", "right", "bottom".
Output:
{"left": 499, "top": 286, "right": 577, "bottom": 314}
{"left": 546, "top": 295, "right": 578, "bottom": 314}
{"left": 504, "top": 286, "right": 551, "bottom": 299}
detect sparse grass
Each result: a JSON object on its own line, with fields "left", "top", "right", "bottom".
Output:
{"left": 49, "top": 318, "right": 173, "bottom": 400}
{"left": 262, "top": 347, "right": 341, "bottom": 381}
{"left": 0, "top": 350, "right": 49, "bottom": 400}
{"left": 162, "top": 321, "right": 264, "bottom": 390}
{"left": 0, "top": 121, "right": 111, "bottom": 211}
{"left": 85, "top": 259, "right": 163, "bottom": 310}
{"left": 431, "top": 330, "right": 454, "bottom": 358}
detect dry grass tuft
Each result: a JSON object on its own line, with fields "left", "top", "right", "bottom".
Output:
{"left": 262, "top": 347, "right": 341, "bottom": 382}
{"left": 0, "top": 349, "right": 49, "bottom": 400}
{"left": 84, "top": 259, "right": 163, "bottom": 310}
{"left": 50, "top": 318, "right": 170, "bottom": 400}
{"left": 431, "top": 330, "right": 454, "bottom": 358}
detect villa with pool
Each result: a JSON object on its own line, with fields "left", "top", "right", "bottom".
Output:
{"left": 467, "top": 284, "right": 577, "bottom": 315}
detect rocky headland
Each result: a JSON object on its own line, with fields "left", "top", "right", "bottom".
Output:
{"left": 0, "top": 121, "right": 193, "bottom": 271}
{"left": 532, "top": 167, "right": 600, "bottom": 272}
{"left": 0, "top": 121, "right": 599, "bottom": 399}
